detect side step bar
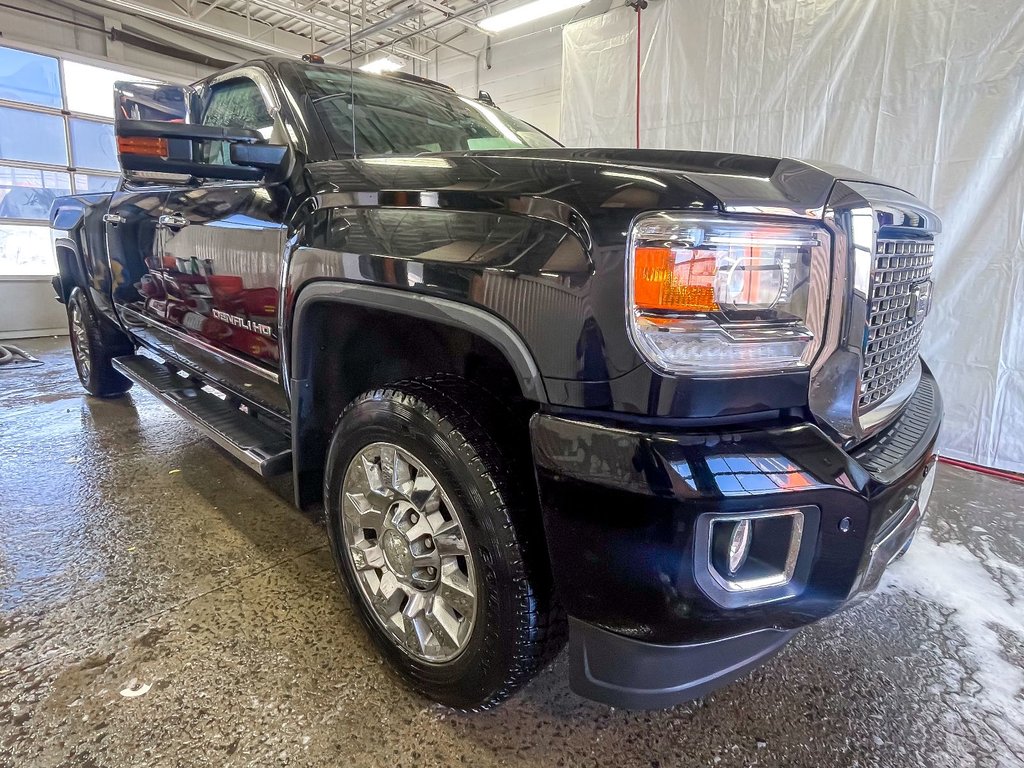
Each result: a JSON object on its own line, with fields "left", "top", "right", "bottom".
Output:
{"left": 112, "top": 354, "right": 292, "bottom": 478}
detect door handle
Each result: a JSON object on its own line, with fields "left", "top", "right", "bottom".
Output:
{"left": 158, "top": 214, "right": 189, "bottom": 229}
{"left": 102, "top": 213, "right": 125, "bottom": 225}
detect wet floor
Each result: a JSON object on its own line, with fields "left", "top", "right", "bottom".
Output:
{"left": 1, "top": 336, "right": 1022, "bottom": 768}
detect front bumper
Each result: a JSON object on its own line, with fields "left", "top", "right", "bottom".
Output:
{"left": 531, "top": 368, "right": 942, "bottom": 708}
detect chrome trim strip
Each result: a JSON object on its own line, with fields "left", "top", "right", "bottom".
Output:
{"left": 120, "top": 306, "right": 280, "bottom": 384}
{"left": 859, "top": 360, "right": 923, "bottom": 434}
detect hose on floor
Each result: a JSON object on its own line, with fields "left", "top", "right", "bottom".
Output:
{"left": 0, "top": 344, "right": 42, "bottom": 369}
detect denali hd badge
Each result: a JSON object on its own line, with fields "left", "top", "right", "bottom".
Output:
{"left": 907, "top": 280, "right": 933, "bottom": 326}
{"left": 212, "top": 309, "right": 275, "bottom": 338}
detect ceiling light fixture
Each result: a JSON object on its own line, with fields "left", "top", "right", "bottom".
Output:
{"left": 359, "top": 56, "right": 408, "bottom": 74}
{"left": 478, "top": 0, "right": 593, "bottom": 33}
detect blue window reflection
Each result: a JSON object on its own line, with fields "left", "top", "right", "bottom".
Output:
{"left": 0, "top": 47, "right": 61, "bottom": 108}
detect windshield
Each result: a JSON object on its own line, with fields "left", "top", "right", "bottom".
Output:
{"left": 289, "top": 63, "right": 560, "bottom": 157}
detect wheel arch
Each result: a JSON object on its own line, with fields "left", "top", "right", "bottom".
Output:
{"left": 288, "top": 281, "right": 548, "bottom": 508}
{"left": 53, "top": 238, "right": 84, "bottom": 303}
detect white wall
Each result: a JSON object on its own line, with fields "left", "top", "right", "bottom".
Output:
{"left": 0, "top": 279, "right": 67, "bottom": 340}
{"left": 431, "top": 2, "right": 616, "bottom": 139}
{"left": 433, "top": 25, "right": 566, "bottom": 138}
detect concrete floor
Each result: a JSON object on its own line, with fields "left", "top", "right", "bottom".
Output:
{"left": 1, "top": 336, "right": 1022, "bottom": 768}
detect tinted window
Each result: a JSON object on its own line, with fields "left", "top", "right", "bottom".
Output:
{"left": 201, "top": 78, "right": 273, "bottom": 132}
{"left": 292, "top": 65, "right": 558, "bottom": 156}
{"left": 199, "top": 78, "right": 274, "bottom": 166}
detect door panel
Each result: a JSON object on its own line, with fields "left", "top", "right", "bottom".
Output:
{"left": 159, "top": 184, "right": 287, "bottom": 368}
{"left": 127, "top": 73, "right": 291, "bottom": 415}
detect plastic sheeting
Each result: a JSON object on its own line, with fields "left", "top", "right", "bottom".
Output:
{"left": 562, "top": 0, "right": 1024, "bottom": 473}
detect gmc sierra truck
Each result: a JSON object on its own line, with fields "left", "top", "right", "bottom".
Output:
{"left": 50, "top": 56, "right": 942, "bottom": 711}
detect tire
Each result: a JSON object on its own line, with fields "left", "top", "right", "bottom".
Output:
{"left": 324, "top": 377, "right": 564, "bottom": 710}
{"left": 66, "top": 288, "right": 133, "bottom": 397}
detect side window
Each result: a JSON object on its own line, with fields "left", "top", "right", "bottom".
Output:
{"left": 198, "top": 78, "right": 274, "bottom": 166}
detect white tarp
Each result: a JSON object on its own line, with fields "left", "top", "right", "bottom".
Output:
{"left": 562, "top": 0, "right": 1024, "bottom": 473}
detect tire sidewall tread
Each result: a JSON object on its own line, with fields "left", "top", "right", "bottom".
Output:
{"left": 324, "top": 379, "right": 563, "bottom": 711}
{"left": 67, "top": 288, "right": 132, "bottom": 398}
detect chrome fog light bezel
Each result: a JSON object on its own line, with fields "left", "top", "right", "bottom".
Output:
{"left": 695, "top": 506, "right": 820, "bottom": 609}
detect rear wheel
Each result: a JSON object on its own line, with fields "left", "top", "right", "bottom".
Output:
{"left": 67, "top": 288, "right": 133, "bottom": 397}
{"left": 324, "top": 378, "right": 563, "bottom": 710}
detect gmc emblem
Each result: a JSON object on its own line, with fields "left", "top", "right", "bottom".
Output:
{"left": 907, "top": 280, "right": 933, "bottom": 325}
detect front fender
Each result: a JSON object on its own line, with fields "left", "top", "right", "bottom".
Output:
{"left": 288, "top": 281, "right": 547, "bottom": 403}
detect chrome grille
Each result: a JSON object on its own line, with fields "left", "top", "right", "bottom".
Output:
{"left": 860, "top": 239, "right": 935, "bottom": 410}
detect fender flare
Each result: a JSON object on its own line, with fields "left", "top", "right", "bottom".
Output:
{"left": 288, "top": 281, "right": 548, "bottom": 403}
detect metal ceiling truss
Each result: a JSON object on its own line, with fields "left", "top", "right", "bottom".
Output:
{"left": 79, "top": 0, "right": 506, "bottom": 66}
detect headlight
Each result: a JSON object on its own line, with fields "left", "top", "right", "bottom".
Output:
{"left": 627, "top": 213, "right": 829, "bottom": 375}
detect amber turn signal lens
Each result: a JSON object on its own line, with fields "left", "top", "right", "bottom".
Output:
{"left": 633, "top": 246, "right": 720, "bottom": 313}
{"left": 117, "top": 136, "right": 169, "bottom": 158}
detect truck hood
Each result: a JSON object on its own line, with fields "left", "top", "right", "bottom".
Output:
{"left": 306, "top": 148, "right": 905, "bottom": 244}
{"left": 466, "top": 148, "right": 900, "bottom": 218}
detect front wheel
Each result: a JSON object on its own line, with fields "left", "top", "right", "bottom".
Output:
{"left": 67, "top": 288, "right": 132, "bottom": 397}
{"left": 324, "top": 379, "right": 563, "bottom": 710}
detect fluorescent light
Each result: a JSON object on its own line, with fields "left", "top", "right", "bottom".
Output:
{"left": 479, "top": 0, "right": 592, "bottom": 33}
{"left": 359, "top": 56, "right": 407, "bottom": 74}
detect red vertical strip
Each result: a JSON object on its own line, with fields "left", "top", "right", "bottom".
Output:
{"left": 636, "top": 7, "right": 642, "bottom": 149}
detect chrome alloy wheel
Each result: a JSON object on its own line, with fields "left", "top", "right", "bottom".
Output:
{"left": 340, "top": 442, "right": 478, "bottom": 664}
{"left": 70, "top": 302, "right": 91, "bottom": 381}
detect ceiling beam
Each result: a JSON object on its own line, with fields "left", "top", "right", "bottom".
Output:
{"left": 316, "top": 2, "right": 425, "bottom": 56}
{"left": 193, "top": 0, "right": 228, "bottom": 19}
{"left": 77, "top": 0, "right": 299, "bottom": 54}
{"left": 331, "top": 0, "right": 489, "bottom": 62}
{"left": 416, "top": 0, "right": 490, "bottom": 35}
{"left": 253, "top": 0, "right": 435, "bottom": 60}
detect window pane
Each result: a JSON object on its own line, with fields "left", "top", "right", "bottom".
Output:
{"left": 0, "top": 46, "right": 61, "bottom": 108}
{"left": 64, "top": 60, "right": 150, "bottom": 118}
{"left": 199, "top": 79, "right": 274, "bottom": 166}
{"left": 0, "top": 224, "right": 55, "bottom": 275}
{"left": 70, "top": 118, "right": 117, "bottom": 171}
{"left": 74, "top": 173, "right": 119, "bottom": 193}
{"left": 293, "top": 64, "right": 559, "bottom": 155}
{"left": 0, "top": 107, "right": 68, "bottom": 165}
{"left": 0, "top": 166, "right": 70, "bottom": 221}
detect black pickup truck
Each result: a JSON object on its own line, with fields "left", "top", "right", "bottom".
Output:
{"left": 50, "top": 56, "right": 942, "bottom": 711}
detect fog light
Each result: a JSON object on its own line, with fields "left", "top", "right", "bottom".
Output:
{"left": 696, "top": 506, "right": 819, "bottom": 609}
{"left": 727, "top": 519, "right": 752, "bottom": 575}
{"left": 708, "top": 509, "right": 805, "bottom": 592}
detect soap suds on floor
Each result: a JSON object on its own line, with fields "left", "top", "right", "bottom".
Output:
{"left": 882, "top": 525, "right": 1024, "bottom": 759}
